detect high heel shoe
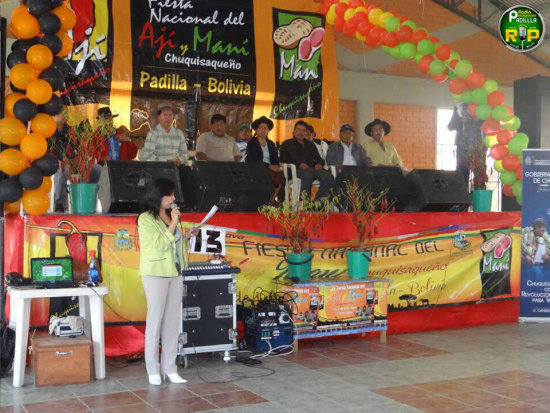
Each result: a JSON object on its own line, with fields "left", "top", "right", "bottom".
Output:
{"left": 164, "top": 373, "right": 187, "bottom": 384}
{"left": 148, "top": 374, "right": 162, "bottom": 385}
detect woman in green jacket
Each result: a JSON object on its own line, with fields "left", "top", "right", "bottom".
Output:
{"left": 138, "top": 178, "right": 192, "bottom": 385}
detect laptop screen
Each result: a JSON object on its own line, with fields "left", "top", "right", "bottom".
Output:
{"left": 31, "top": 257, "right": 73, "bottom": 284}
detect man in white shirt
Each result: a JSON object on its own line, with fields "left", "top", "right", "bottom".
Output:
{"left": 140, "top": 103, "right": 188, "bottom": 165}
{"left": 326, "top": 124, "right": 371, "bottom": 170}
{"left": 195, "top": 114, "right": 242, "bottom": 162}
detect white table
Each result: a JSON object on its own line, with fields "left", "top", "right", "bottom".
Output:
{"left": 8, "top": 286, "right": 109, "bottom": 387}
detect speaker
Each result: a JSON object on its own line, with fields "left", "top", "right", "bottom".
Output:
{"left": 333, "top": 166, "right": 412, "bottom": 212}
{"left": 181, "top": 162, "right": 272, "bottom": 212}
{"left": 98, "top": 161, "right": 183, "bottom": 213}
{"left": 406, "top": 169, "right": 470, "bottom": 212}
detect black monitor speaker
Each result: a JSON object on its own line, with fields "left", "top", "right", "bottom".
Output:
{"left": 406, "top": 169, "right": 470, "bottom": 212}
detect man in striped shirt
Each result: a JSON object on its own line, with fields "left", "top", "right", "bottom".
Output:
{"left": 140, "top": 103, "right": 189, "bottom": 166}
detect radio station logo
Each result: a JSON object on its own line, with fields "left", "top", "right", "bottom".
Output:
{"left": 499, "top": 5, "right": 545, "bottom": 52}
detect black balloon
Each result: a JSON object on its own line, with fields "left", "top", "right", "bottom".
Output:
{"left": 0, "top": 178, "right": 24, "bottom": 203}
{"left": 13, "top": 98, "right": 38, "bottom": 122}
{"left": 39, "top": 94, "right": 64, "bottom": 115}
{"left": 19, "top": 167, "right": 44, "bottom": 190}
{"left": 32, "top": 154, "right": 59, "bottom": 176}
{"left": 39, "top": 67, "right": 64, "bottom": 91}
{"left": 39, "top": 12, "right": 61, "bottom": 34}
{"left": 51, "top": 0, "right": 64, "bottom": 6}
{"left": 27, "top": 0, "right": 52, "bottom": 18}
{"left": 9, "top": 83, "right": 25, "bottom": 94}
{"left": 51, "top": 57, "right": 72, "bottom": 76}
{"left": 7, "top": 51, "right": 27, "bottom": 69}
{"left": 11, "top": 38, "right": 39, "bottom": 53}
{"left": 39, "top": 34, "right": 62, "bottom": 55}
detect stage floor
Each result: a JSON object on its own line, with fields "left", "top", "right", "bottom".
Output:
{"left": 2, "top": 322, "right": 550, "bottom": 412}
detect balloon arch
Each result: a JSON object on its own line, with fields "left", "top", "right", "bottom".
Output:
{"left": 0, "top": 0, "right": 526, "bottom": 215}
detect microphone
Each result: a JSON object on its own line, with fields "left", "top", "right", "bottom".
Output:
{"left": 518, "top": 26, "right": 527, "bottom": 41}
{"left": 170, "top": 203, "right": 178, "bottom": 210}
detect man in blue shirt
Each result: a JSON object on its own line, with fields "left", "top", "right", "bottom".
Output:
{"left": 326, "top": 124, "right": 371, "bottom": 170}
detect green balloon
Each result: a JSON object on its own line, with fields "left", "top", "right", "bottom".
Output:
{"left": 448, "top": 71, "right": 457, "bottom": 80}
{"left": 471, "top": 88, "right": 488, "bottom": 105}
{"left": 492, "top": 105, "right": 509, "bottom": 121}
{"left": 451, "top": 93, "right": 462, "bottom": 101}
{"left": 494, "top": 159, "right": 505, "bottom": 172}
{"left": 483, "top": 135, "right": 495, "bottom": 147}
{"left": 414, "top": 53, "right": 423, "bottom": 63}
{"left": 461, "top": 90, "right": 472, "bottom": 103}
{"left": 449, "top": 50, "right": 460, "bottom": 61}
{"left": 515, "top": 194, "right": 522, "bottom": 205}
{"left": 417, "top": 39, "right": 435, "bottom": 56}
{"left": 508, "top": 132, "right": 529, "bottom": 154}
{"left": 512, "top": 180, "right": 522, "bottom": 198}
{"left": 389, "top": 46, "right": 401, "bottom": 59}
{"left": 385, "top": 16, "right": 400, "bottom": 32}
{"left": 483, "top": 79, "right": 499, "bottom": 95}
{"left": 476, "top": 104, "right": 492, "bottom": 120}
{"left": 428, "top": 59, "right": 445, "bottom": 76}
{"left": 455, "top": 60, "right": 473, "bottom": 79}
{"left": 416, "top": 27, "right": 428, "bottom": 35}
{"left": 382, "top": 45, "right": 390, "bottom": 53}
{"left": 502, "top": 115, "right": 521, "bottom": 131}
{"left": 399, "top": 42, "right": 416, "bottom": 59}
{"left": 500, "top": 170, "right": 517, "bottom": 185}
{"left": 402, "top": 20, "right": 416, "bottom": 30}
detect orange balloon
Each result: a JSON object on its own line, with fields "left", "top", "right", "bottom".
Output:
{"left": 4, "top": 201, "right": 21, "bottom": 215}
{"left": 4, "top": 93, "right": 25, "bottom": 117}
{"left": 57, "top": 33, "right": 74, "bottom": 57}
{"left": 39, "top": 176, "right": 52, "bottom": 193}
{"left": 11, "top": 5, "right": 28, "bottom": 20}
{"left": 26, "top": 79, "right": 53, "bottom": 105}
{"left": 52, "top": 5, "right": 77, "bottom": 31}
{"left": 0, "top": 148, "right": 27, "bottom": 175}
{"left": 11, "top": 10, "right": 40, "bottom": 40}
{"left": 20, "top": 133, "right": 48, "bottom": 160}
{"left": 0, "top": 117, "right": 27, "bottom": 146}
{"left": 26, "top": 44, "right": 54, "bottom": 70}
{"left": 9, "top": 63, "right": 38, "bottom": 90}
{"left": 31, "top": 113, "right": 56, "bottom": 138}
{"left": 22, "top": 189, "right": 50, "bottom": 215}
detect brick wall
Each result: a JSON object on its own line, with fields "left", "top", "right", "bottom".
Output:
{"left": 337, "top": 99, "right": 357, "bottom": 142}
{"left": 373, "top": 103, "right": 436, "bottom": 170}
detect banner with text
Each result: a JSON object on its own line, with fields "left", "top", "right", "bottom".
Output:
{"left": 520, "top": 149, "right": 550, "bottom": 320}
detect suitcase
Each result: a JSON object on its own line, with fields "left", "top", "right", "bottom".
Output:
{"left": 31, "top": 334, "right": 91, "bottom": 386}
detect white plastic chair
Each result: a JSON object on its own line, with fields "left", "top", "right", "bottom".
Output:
{"left": 281, "top": 163, "right": 337, "bottom": 210}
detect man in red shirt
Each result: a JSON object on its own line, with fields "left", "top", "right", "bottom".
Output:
{"left": 97, "top": 107, "right": 138, "bottom": 162}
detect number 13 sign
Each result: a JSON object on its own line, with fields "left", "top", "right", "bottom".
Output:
{"left": 189, "top": 226, "right": 226, "bottom": 255}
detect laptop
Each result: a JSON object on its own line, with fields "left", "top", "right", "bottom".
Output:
{"left": 30, "top": 257, "right": 77, "bottom": 288}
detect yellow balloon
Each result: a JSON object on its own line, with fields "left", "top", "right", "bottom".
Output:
{"left": 356, "top": 6, "right": 367, "bottom": 13}
{"left": 22, "top": 189, "right": 50, "bottom": 216}
{"left": 20, "top": 132, "right": 48, "bottom": 160}
{"left": 344, "top": 8, "right": 357, "bottom": 21}
{"left": 356, "top": 32, "right": 366, "bottom": 41}
{"left": 327, "top": 6, "right": 337, "bottom": 24}
{"left": 339, "top": 0, "right": 349, "bottom": 3}
{"left": 378, "top": 12, "right": 394, "bottom": 27}
{"left": 368, "top": 8, "right": 383, "bottom": 25}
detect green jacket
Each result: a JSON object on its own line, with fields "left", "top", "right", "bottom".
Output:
{"left": 138, "top": 212, "right": 185, "bottom": 277}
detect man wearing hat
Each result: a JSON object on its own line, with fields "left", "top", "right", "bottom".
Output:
{"left": 235, "top": 123, "right": 252, "bottom": 160}
{"left": 140, "top": 103, "right": 189, "bottom": 165}
{"left": 326, "top": 124, "right": 371, "bottom": 169}
{"left": 97, "top": 107, "right": 138, "bottom": 162}
{"left": 195, "top": 114, "right": 242, "bottom": 162}
{"left": 360, "top": 119, "right": 404, "bottom": 169}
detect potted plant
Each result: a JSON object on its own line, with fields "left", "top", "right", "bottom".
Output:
{"left": 468, "top": 146, "right": 491, "bottom": 212}
{"left": 336, "top": 179, "right": 393, "bottom": 279}
{"left": 259, "top": 194, "right": 331, "bottom": 281}
{"left": 62, "top": 110, "right": 108, "bottom": 214}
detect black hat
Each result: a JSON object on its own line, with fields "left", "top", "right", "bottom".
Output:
{"left": 340, "top": 124, "right": 354, "bottom": 133}
{"left": 97, "top": 107, "right": 119, "bottom": 119}
{"left": 364, "top": 119, "right": 391, "bottom": 137}
{"left": 251, "top": 116, "right": 274, "bottom": 131}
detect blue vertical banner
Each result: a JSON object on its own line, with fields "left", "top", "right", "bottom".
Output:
{"left": 520, "top": 149, "right": 550, "bottom": 320}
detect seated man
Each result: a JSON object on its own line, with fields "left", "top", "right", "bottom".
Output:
{"left": 195, "top": 114, "right": 242, "bottom": 162}
{"left": 235, "top": 123, "right": 252, "bottom": 160}
{"left": 326, "top": 124, "right": 371, "bottom": 169}
{"left": 140, "top": 103, "right": 189, "bottom": 165}
{"left": 279, "top": 120, "right": 334, "bottom": 201}
{"left": 97, "top": 107, "right": 138, "bottom": 162}
{"left": 359, "top": 119, "right": 404, "bottom": 169}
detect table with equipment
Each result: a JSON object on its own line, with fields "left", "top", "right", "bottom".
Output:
{"left": 7, "top": 285, "right": 108, "bottom": 387}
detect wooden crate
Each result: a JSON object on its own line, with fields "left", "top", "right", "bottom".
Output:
{"left": 31, "top": 334, "right": 91, "bottom": 386}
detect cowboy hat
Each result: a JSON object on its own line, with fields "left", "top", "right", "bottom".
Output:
{"left": 97, "top": 107, "right": 119, "bottom": 119}
{"left": 156, "top": 102, "right": 180, "bottom": 115}
{"left": 364, "top": 119, "right": 391, "bottom": 137}
{"left": 251, "top": 116, "right": 274, "bottom": 131}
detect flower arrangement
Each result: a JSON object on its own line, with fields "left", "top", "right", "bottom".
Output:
{"left": 259, "top": 194, "right": 331, "bottom": 254}
{"left": 335, "top": 179, "right": 394, "bottom": 251}
{"left": 62, "top": 110, "right": 109, "bottom": 184}
{"left": 467, "top": 146, "right": 489, "bottom": 190}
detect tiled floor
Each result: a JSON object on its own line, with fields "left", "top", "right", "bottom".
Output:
{"left": 3, "top": 322, "right": 550, "bottom": 412}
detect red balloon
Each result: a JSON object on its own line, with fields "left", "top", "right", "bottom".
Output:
{"left": 412, "top": 29, "right": 428, "bottom": 44}
{"left": 506, "top": 105, "right": 514, "bottom": 115}
{"left": 449, "top": 59, "right": 459, "bottom": 69}
{"left": 357, "top": 21, "right": 374, "bottom": 36}
{"left": 353, "top": 12, "right": 368, "bottom": 24}
{"left": 399, "top": 16, "right": 410, "bottom": 23}
{"left": 334, "top": 16, "right": 345, "bottom": 32}
{"left": 435, "top": 44, "right": 451, "bottom": 60}
{"left": 449, "top": 78, "right": 468, "bottom": 94}
{"left": 487, "top": 90, "right": 505, "bottom": 108}
{"left": 343, "top": 20, "right": 358, "bottom": 36}
{"left": 320, "top": 3, "right": 329, "bottom": 14}
{"left": 396, "top": 25, "right": 413, "bottom": 42}
{"left": 428, "top": 36, "right": 441, "bottom": 45}
{"left": 490, "top": 143, "right": 509, "bottom": 160}
{"left": 502, "top": 154, "right": 521, "bottom": 171}
{"left": 481, "top": 118, "right": 501, "bottom": 135}
{"left": 431, "top": 73, "right": 448, "bottom": 83}
{"left": 467, "top": 71, "right": 485, "bottom": 90}
{"left": 335, "top": 3, "right": 349, "bottom": 17}
{"left": 365, "top": 34, "right": 379, "bottom": 47}
{"left": 497, "top": 130, "right": 513, "bottom": 144}
{"left": 349, "top": 0, "right": 364, "bottom": 7}
{"left": 418, "top": 55, "right": 434, "bottom": 73}
{"left": 515, "top": 166, "right": 522, "bottom": 180}
{"left": 382, "top": 32, "right": 399, "bottom": 47}
{"left": 369, "top": 26, "right": 385, "bottom": 40}
{"left": 502, "top": 184, "right": 514, "bottom": 197}
{"left": 467, "top": 103, "right": 477, "bottom": 117}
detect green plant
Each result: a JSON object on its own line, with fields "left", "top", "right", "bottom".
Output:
{"left": 259, "top": 193, "right": 331, "bottom": 253}
{"left": 335, "top": 179, "right": 394, "bottom": 251}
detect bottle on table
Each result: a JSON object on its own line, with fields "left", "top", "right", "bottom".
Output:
{"left": 88, "top": 250, "right": 101, "bottom": 284}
